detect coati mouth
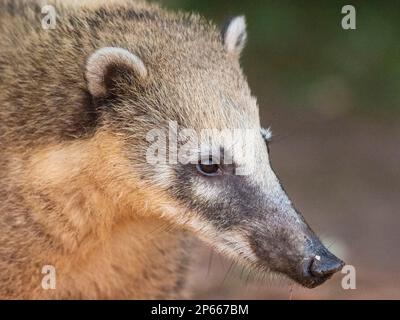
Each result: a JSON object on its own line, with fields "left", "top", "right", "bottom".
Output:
{"left": 252, "top": 253, "right": 344, "bottom": 289}
{"left": 250, "top": 235, "right": 344, "bottom": 288}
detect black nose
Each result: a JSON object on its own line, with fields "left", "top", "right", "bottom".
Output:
{"left": 309, "top": 250, "right": 345, "bottom": 278}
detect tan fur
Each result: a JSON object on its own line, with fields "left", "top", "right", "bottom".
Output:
{"left": 0, "top": 0, "right": 344, "bottom": 297}
{"left": 2, "top": 130, "right": 192, "bottom": 299}
{"left": 0, "top": 0, "right": 256, "bottom": 298}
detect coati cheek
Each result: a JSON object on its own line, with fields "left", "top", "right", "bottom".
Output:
{"left": 158, "top": 203, "right": 258, "bottom": 265}
{"left": 192, "top": 181, "right": 222, "bottom": 202}
{"left": 189, "top": 223, "right": 258, "bottom": 265}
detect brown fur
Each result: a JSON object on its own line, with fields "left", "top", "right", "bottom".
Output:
{"left": 1, "top": 129, "right": 193, "bottom": 298}
{"left": 0, "top": 0, "right": 238, "bottom": 299}
{"left": 0, "top": 0, "right": 345, "bottom": 298}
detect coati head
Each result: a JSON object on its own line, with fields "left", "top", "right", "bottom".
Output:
{"left": 85, "top": 12, "right": 344, "bottom": 288}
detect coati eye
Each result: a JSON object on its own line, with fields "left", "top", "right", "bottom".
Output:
{"left": 196, "top": 157, "right": 222, "bottom": 176}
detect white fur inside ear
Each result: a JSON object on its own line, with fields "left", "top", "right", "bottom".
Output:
{"left": 86, "top": 47, "right": 147, "bottom": 97}
{"left": 223, "top": 16, "right": 247, "bottom": 55}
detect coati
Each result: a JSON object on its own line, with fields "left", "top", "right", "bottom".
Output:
{"left": 0, "top": 0, "right": 344, "bottom": 299}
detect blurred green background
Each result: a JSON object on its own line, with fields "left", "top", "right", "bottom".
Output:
{"left": 158, "top": 0, "right": 400, "bottom": 119}
{"left": 155, "top": 0, "right": 400, "bottom": 299}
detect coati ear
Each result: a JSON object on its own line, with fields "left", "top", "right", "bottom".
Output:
{"left": 86, "top": 47, "right": 148, "bottom": 98}
{"left": 221, "top": 16, "right": 247, "bottom": 57}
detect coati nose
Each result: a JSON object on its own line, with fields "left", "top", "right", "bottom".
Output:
{"left": 308, "top": 249, "right": 345, "bottom": 279}
{"left": 293, "top": 239, "right": 345, "bottom": 288}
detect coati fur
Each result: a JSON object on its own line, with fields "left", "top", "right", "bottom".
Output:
{"left": 0, "top": 0, "right": 344, "bottom": 299}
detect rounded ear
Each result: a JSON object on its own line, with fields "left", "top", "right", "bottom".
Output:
{"left": 86, "top": 47, "right": 148, "bottom": 98}
{"left": 221, "top": 16, "right": 247, "bottom": 57}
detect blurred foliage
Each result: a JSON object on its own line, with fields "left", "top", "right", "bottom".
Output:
{"left": 156, "top": 0, "right": 400, "bottom": 118}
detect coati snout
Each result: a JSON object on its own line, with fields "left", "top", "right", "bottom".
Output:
{"left": 159, "top": 124, "right": 345, "bottom": 288}
{"left": 83, "top": 12, "right": 344, "bottom": 288}
{"left": 0, "top": 0, "right": 344, "bottom": 298}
